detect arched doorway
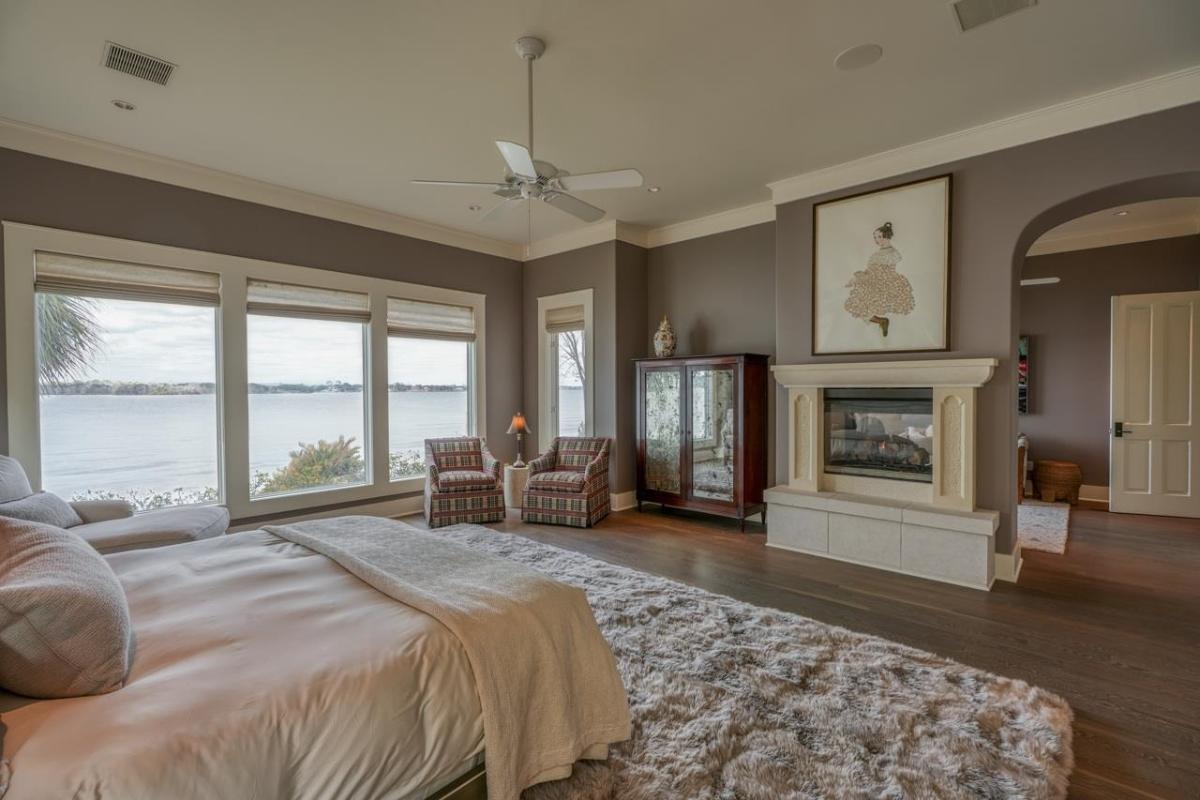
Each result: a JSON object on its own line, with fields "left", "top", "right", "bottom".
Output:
{"left": 1009, "top": 172, "right": 1200, "bottom": 560}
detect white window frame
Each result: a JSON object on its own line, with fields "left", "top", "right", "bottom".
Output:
{"left": 3, "top": 222, "right": 486, "bottom": 521}
{"left": 537, "top": 289, "right": 594, "bottom": 453}
{"left": 385, "top": 332, "right": 477, "bottom": 482}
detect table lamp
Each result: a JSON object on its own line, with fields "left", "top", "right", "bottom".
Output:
{"left": 507, "top": 412, "right": 529, "bottom": 467}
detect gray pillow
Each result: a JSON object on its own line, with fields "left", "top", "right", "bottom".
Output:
{"left": 0, "top": 518, "right": 133, "bottom": 698}
{"left": 0, "top": 491, "right": 83, "bottom": 529}
{"left": 0, "top": 455, "right": 33, "bottom": 503}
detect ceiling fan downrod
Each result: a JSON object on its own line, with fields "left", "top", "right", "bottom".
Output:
{"left": 514, "top": 36, "right": 545, "bottom": 160}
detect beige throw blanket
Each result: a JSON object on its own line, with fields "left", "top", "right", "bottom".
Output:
{"left": 264, "top": 517, "right": 631, "bottom": 800}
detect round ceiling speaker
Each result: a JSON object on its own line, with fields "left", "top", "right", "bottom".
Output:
{"left": 834, "top": 43, "right": 884, "bottom": 71}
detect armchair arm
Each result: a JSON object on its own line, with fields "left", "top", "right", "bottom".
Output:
{"left": 527, "top": 451, "right": 556, "bottom": 475}
{"left": 424, "top": 445, "right": 441, "bottom": 491}
{"left": 480, "top": 439, "right": 502, "bottom": 483}
{"left": 70, "top": 499, "right": 135, "bottom": 524}
{"left": 583, "top": 453, "right": 609, "bottom": 484}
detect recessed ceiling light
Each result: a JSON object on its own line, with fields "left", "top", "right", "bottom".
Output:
{"left": 112, "top": 99, "right": 136, "bottom": 111}
{"left": 647, "top": 186, "right": 660, "bottom": 193}
{"left": 468, "top": 204, "right": 482, "bottom": 212}
{"left": 834, "top": 44, "right": 883, "bottom": 71}
{"left": 1114, "top": 210, "right": 1129, "bottom": 216}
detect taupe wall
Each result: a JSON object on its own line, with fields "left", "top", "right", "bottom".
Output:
{"left": 775, "top": 101, "right": 1200, "bottom": 554}
{"left": 521, "top": 241, "right": 648, "bottom": 494}
{"left": 1020, "top": 235, "right": 1200, "bottom": 485}
{"left": 615, "top": 242, "right": 649, "bottom": 492}
{"left": 0, "top": 147, "right": 524, "bottom": 470}
{"left": 646, "top": 221, "right": 777, "bottom": 484}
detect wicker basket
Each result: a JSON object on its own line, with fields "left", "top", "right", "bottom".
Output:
{"left": 1034, "top": 460, "right": 1082, "bottom": 505}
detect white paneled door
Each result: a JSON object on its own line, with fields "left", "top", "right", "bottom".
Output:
{"left": 1110, "top": 291, "right": 1200, "bottom": 517}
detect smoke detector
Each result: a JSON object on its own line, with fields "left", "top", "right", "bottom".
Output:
{"left": 952, "top": 0, "right": 1037, "bottom": 32}
{"left": 102, "top": 41, "right": 176, "bottom": 85}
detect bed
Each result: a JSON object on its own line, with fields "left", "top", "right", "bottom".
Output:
{"left": 0, "top": 519, "right": 630, "bottom": 800}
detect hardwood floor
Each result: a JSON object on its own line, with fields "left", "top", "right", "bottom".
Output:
{"left": 413, "top": 504, "right": 1200, "bottom": 799}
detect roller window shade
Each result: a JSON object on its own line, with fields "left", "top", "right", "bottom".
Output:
{"left": 34, "top": 252, "right": 220, "bottom": 306}
{"left": 544, "top": 304, "right": 585, "bottom": 334}
{"left": 246, "top": 280, "right": 370, "bottom": 323}
{"left": 387, "top": 297, "right": 475, "bottom": 342}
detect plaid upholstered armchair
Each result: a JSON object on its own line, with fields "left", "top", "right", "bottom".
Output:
{"left": 423, "top": 437, "right": 505, "bottom": 528}
{"left": 522, "top": 437, "right": 611, "bottom": 527}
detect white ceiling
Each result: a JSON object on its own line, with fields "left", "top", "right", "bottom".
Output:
{"left": 2, "top": 0, "right": 1199, "bottom": 246}
{"left": 1029, "top": 197, "right": 1200, "bottom": 255}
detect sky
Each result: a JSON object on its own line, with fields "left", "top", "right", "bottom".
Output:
{"left": 68, "top": 297, "right": 469, "bottom": 386}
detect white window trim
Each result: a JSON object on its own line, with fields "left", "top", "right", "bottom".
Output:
{"left": 536, "top": 289, "right": 594, "bottom": 453}
{"left": 3, "top": 222, "right": 486, "bottom": 521}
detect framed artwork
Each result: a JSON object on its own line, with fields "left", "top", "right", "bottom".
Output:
{"left": 1017, "top": 335, "right": 1030, "bottom": 415}
{"left": 812, "top": 174, "right": 951, "bottom": 355}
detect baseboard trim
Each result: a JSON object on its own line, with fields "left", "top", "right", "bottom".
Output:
{"left": 610, "top": 491, "right": 637, "bottom": 512}
{"left": 994, "top": 547, "right": 1023, "bottom": 583}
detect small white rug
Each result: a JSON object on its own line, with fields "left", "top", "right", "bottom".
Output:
{"left": 1019, "top": 500, "right": 1071, "bottom": 554}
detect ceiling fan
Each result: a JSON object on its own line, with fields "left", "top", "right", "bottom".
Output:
{"left": 412, "top": 36, "right": 644, "bottom": 224}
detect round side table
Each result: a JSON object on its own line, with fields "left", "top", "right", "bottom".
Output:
{"left": 504, "top": 464, "right": 531, "bottom": 509}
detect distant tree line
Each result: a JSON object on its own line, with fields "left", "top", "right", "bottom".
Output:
{"left": 42, "top": 380, "right": 466, "bottom": 396}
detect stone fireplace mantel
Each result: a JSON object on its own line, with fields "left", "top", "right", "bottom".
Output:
{"left": 765, "top": 357, "right": 1000, "bottom": 590}
{"left": 771, "top": 358, "right": 997, "bottom": 389}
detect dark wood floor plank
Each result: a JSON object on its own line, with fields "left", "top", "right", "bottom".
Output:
{"left": 409, "top": 505, "right": 1200, "bottom": 799}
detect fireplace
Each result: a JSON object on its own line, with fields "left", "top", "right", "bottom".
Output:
{"left": 765, "top": 359, "right": 1002, "bottom": 590}
{"left": 824, "top": 388, "right": 933, "bottom": 483}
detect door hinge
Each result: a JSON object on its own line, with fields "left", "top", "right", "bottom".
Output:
{"left": 1112, "top": 421, "right": 1124, "bottom": 438}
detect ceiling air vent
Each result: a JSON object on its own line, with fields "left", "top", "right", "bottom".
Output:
{"left": 952, "top": 0, "right": 1037, "bottom": 31}
{"left": 102, "top": 41, "right": 176, "bottom": 85}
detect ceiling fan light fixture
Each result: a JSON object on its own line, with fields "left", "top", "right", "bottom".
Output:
{"left": 647, "top": 186, "right": 660, "bottom": 193}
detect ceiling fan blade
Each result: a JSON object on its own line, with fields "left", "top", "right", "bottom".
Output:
{"left": 495, "top": 141, "right": 538, "bottom": 180}
{"left": 557, "top": 169, "right": 644, "bottom": 192}
{"left": 411, "top": 179, "right": 509, "bottom": 188}
{"left": 543, "top": 191, "right": 605, "bottom": 223}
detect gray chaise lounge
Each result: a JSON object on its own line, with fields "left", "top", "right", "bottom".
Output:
{"left": 0, "top": 456, "right": 228, "bottom": 554}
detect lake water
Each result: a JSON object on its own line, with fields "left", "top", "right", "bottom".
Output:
{"left": 40, "top": 389, "right": 583, "bottom": 499}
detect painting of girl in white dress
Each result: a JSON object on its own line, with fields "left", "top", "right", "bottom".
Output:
{"left": 813, "top": 175, "right": 950, "bottom": 354}
{"left": 843, "top": 222, "right": 914, "bottom": 338}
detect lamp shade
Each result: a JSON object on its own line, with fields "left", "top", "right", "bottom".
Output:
{"left": 507, "top": 412, "right": 528, "bottom": 435}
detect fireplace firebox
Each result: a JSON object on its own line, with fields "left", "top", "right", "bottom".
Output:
{"left": 824, "top": 388, "right": 933, "bottom": 483}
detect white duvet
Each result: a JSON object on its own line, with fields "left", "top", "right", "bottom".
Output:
{"left": 0, "top": 530, "right": 485, "bottom": 799}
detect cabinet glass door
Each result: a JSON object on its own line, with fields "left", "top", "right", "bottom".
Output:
{"left": 644, "top": 367, "right": 683, "bottom": 495}
{"left": 690, "top": 366, "right": 736, "bottom": 502}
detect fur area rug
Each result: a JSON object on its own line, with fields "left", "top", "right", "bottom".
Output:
{"left": 431, "top": 524, "right": 1075, "bottom": 800}
{"left": 1018, "top": 501, "right": 1071, "bottom": 554}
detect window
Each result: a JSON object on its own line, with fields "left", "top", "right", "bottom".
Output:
{"left": 246, "top": 280, "right": 370, "bottom": 498}
{"left": 537, "top": 291, "right": 593, "bottom": 451}
{"left": 5, "top": 223, "right": 486, "bottom": 521}
{"left": 386, "top": 298, "right": 476, "bottom": 480}
{"left": 33, "top": 252, "right": 221, "bottom": 510}
{"left": 552, "top": 330, "right": 585, "bottom": 436}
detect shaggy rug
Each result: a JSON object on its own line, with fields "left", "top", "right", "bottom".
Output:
{"left": 429, "top": 523, "right": 1075, "bottom": 800}
{"left": 1018, "top": 501, "right": 1071, "bottom": 554}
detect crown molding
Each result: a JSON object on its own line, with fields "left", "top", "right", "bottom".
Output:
{"left": 0, "top": 116, "right": 526, "bottom": 261}
{"left": 3, "top": 64, "right": 1197, "bottom": 263}
{"left": 1026, "top": 213, "right": 1200, "bottom": 256}
{"left": 643, "top": 201, "right": 775, "bottom": 248}
{"left": 768, "top": 65, "right": 1200, "bottom": 206}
